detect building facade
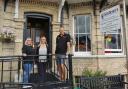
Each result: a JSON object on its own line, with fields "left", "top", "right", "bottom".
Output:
{"left": 0, "top": 0, "right": 128, "bottom": 76}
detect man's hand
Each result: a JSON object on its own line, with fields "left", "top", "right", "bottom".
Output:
{"left": 67, "top": 42, "right": 71, "bottom": 54}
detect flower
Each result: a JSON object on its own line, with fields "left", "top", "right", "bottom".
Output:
{"left": 0, "top": 27, "right": 15, "bottom": 42}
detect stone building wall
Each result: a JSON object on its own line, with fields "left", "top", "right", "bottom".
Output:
{"left": 68, "top": 3, "right": 127, "bottom": 76}
{"left": 0, "top": 0, "right": 60, "bottom": 81}
{"left": 0, "top": 0, "right": 127, "bottom": 80}
{"left": 0, "top": 0, "right": 3, "bottom": 56}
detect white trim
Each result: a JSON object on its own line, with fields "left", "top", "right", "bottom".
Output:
{"left": 73, "top": 54, "right": 125, "bottom": 58}
{"left": 104, "top": 17, "right": 124, "bottom": 54}
{"left": 72, "top": 15, "right": 75, "bottom": 51}
{"left": 121, "top": 16, "right": 125, "bottom": 55}
{"left": 14, "top": 0, "right": 19, "bottom": 18}
{"left": 105, "top": 49, "right": 122, "bottom": 51}
{"left": 73, "top": 52, "right": 91, "bottom": 57}
{"left": 73, "top": 15, "right": 92, "bottom": 56}
{"left": 58, "top": 0, "right": 65, "bottom": 22}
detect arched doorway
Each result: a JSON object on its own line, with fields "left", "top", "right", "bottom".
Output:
{"left": 23, "top": 12, "right": 52, "bottom": 53}
{"left": 23, "top": 12, "right": 52, "bottom": 68}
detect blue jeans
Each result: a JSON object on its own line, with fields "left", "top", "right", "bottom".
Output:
{"left": 23, "top": 63, "right": 33, "bottom": 83}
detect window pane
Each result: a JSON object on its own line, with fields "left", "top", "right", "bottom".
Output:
{"left": 75, "top": 34, "right": 79, "bottom": 52}
{"left": 74, "top": 16, "right": 78, "bottom": 33}
{"left": 74, "top": 15, "right": 91, "bottom": 53}
{"left": 105, "top": 34, "right": 115, "bottom": 49}
{"left": 86, "top": 16, "right": 91, "bottom": 33}
{"left": 117, "top": 34, "right": 121, "bottom": 49}
{"left": 86, "top": 34, "right": 91, "bottom": 51}
{"left": 76, "top": 16, "right": 85, "bottom": 33}
{"left": 104, "top": 33, "right": 122, "bottom": 53}
{"left": 75, "top": 16, "right": 90, "bottom": 33}
{"left": 75, "top": 34, "right": 91, "bottom": 52}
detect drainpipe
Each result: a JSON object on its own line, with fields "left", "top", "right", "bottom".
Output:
{"left": 60, "top": 6, "right": 64, "bottom": 26}
{"left": 100, "top": 0, "right": 107, "bottom": 11}
{"left": 14, "top": 0, "right": 19, "bottom": 18}
{"left": 123, "top": 1, "right": 128, "bottom": 88}
{"left": 4, "top": 0, "right": 9, "bottom": 12}
{"left": 93, "top": 0, "right": 96, "bottom": 16}
{"left": 58, "top": 0, "right": 65, "bottom": 26}
{"left": 123, "top": 0, "right": 128, "bottom": 83}
{"left": 123, "top": 0, "right": 128, "bottom": 69}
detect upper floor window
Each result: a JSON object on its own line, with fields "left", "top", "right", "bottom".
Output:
{"left": 73, "top": 15, "right": 91, "bottom": 55}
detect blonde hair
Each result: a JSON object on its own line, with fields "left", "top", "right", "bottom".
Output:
{"left": 25, "top": 38, "right": 32, "bottom": 46}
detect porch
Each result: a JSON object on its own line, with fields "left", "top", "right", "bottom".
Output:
{"left": 0, "top": 54, "right": 73, "bottom": 89}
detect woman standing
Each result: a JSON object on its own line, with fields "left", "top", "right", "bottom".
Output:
{"left": 22, "top": 37, "right": 35, "bottom": 88}
{"left": 36, "top": 36, "right": 49, "bottom": 83}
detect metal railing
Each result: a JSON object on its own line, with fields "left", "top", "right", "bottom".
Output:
{"left": 74, "top": 75, "right": 124, "bottom": 89}
{"left": 0, "top": 54, "right": 73, "bottom": 89}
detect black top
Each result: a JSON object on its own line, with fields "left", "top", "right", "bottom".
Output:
{"left": 55, "top": 33, "right": 70, "bottom": 54}
{"left": 22, "top": 45, "right": 35, "bottom": 64}
{"left": 36, "top": 45, "right": 49, "bottom": 62}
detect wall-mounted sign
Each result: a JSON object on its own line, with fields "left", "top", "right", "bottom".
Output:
{"left": 100, "top": 5, "right": 121, "bottom": 33}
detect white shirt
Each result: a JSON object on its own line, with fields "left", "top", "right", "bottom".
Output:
{"left": 39, "top": 47, "right": 47, "bottom": 62}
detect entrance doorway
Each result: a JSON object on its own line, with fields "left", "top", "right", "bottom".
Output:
{"left": 23, "top": 13, "right": 52, "bottom": 53}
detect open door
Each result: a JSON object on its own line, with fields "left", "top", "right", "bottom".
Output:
{"left": 23, "top": 12, "right": 52, "bottom": 68}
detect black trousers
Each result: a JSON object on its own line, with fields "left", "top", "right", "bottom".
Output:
{"left": 37, "top": 62, "right": 47, "bottom": 82}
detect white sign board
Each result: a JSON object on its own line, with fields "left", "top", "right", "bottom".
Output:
{"left": 100, "top": 5, "right": 121, "bottom": 33}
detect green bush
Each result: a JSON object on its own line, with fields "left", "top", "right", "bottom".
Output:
{"left": 82, "top": 68, "right": 107, "bottom": 77}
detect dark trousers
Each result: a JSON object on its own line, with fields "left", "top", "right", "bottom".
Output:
{"left": 37, "top": 62, "right": 47, "bottom": 82}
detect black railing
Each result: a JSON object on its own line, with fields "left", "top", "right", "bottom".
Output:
{"left": 74, "top": 75, "right": 124, "bottom": 89}
{"left": 0, "top": 54, "right": 73, "bottom": 89}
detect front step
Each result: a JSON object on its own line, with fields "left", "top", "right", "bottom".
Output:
{"left": 0, "top": 72, "right": 72, "bottom": 89}
{"left": 0, "top": 81, "right": 72, "bottom": 89}
{"left": 38, "top": 81, "right": 72, "bottom": 89}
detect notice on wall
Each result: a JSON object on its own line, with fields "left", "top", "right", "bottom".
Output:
{"left": 100, "top": 5, "right": 121, "bottom": 33}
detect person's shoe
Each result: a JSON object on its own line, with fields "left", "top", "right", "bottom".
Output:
{"left": 22, "top": 85, "right": 32, "bottom": 88}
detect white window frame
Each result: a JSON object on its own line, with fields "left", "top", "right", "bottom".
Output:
{"left": 73, "top": 15, "right": 92, "bottom": 57}
{"left": 104, "top": 17, "right": 124, "bottom": 55}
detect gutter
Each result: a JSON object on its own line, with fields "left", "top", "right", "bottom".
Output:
{"left": 100, "top": 0, "right": 107, "bottom": 11}
{"left": 4, "top": 0, "right": 9, "bottom": 12}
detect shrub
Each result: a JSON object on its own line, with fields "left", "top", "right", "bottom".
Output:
{"left": 82, "top": 68, "right": 107, "bottom": 77}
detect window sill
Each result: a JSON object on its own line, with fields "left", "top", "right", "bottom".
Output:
{"left": 72, "top": 53, "right": 126, "bottom": 59}
{"left": 73, "top": 52, "right": 91, "bottom": 57}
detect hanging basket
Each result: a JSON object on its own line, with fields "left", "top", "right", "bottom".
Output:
{"left": 2, "top": 38, "right": 12, "bottom": 43}
{"left": 0, "top": 27, "right": 15, "bottom": 43}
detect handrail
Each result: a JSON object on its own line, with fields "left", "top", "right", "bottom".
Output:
{"left": 0, "top": 54, "right": 73, "bottom": 89}
{"left": 0, "top": 54, "right": 73, "bottom": 58}
{"left": 74, "top": 74, "right": 124, "bottom": 89}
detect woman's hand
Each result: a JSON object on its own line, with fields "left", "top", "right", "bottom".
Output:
{"left": 22, "top": 53, "right": 27, "bottom": 56}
